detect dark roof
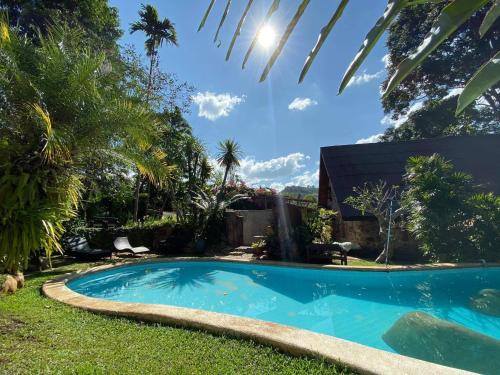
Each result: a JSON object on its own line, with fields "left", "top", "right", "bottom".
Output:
{"left": 319, "top": 135, "right": 500, "bottom": 219}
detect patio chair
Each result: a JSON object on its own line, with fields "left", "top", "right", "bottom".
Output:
{"left": 66, "top": 237, "right": 112, "bottom": 259}
{"left": 113, "top": 236, "right": 150, "bottom": 255}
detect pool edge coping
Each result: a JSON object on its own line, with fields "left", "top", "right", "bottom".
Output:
{"left": 41, "top": 257, "right": 483, "bottom": 375}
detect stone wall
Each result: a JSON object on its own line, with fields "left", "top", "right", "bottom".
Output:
{"left": 333, "top": 217, "right": 420, "bottom": 261}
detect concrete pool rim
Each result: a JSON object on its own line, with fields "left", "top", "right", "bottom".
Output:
{"left": 43, "top": 257, "right": 497, "bottom": 375}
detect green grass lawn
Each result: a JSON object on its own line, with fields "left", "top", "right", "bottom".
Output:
{"left": 346, "top": 257, "right": 422, "bottom": 267}
{"left": 0, "top": 261, "right": 354, "bottom": 374}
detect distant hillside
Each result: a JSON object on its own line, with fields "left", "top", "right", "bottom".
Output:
{"left": 281, "top": 185, "right": 318, "bottom": 195}
{"left": 280, "top": 185, "right": 318, "bottom": 201}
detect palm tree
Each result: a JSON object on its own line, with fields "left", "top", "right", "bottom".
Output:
{"left": 130, "top": 4, "right": 178, "bottom": 100}
{"left": 199, "top": 157, "right": 213, "bottom": 183}
{"left": 216, "top": 139, "right": 242, "bottom": 191}
{"left": 130, "top": 4, "right": 178, "bottom": 221}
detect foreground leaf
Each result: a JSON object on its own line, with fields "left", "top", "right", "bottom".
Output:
{"left": 456, "top": 51, "right": 500, "bottom": 114}
{"left": 242, "top": 0, "right": 280, "bottom": 69}
{"left": 226, "top": 0, "right": 254, "bottom": 61}
{"left": 383, "top": 0, "right": 489, "bottom": 97}
{"left": 299, "top": 0, "right": 349, "bottom": 83}
{"left": 198, "top": 0, "right": 217, "bottom": 32}
{"left": 479, "top": 0, "right": 500, "bottom": 37}
{"left": 260, "top": 0, "right": 310, "bottom": 82}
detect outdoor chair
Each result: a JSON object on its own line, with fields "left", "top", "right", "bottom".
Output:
{"left": 306, "top": 243, "right": 348, "bottom": 265}
{"left": 66, "top": 237, "right": 112, "bottom": 259}
{"left": 113, "top": 237, "right": 150, "bottom": 255}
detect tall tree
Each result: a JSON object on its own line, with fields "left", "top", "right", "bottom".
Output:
{"left": 217, "top": 139, "right": 242, "bottom": 191}
{"left": 380, "top": 96, "right": 500, "bottom": 142}
{"left": 0, "top": 0, "right": 122, "bottom": 50}
{"left": 381, "top": 3, "right": 500, "bottom": 142}
{"left": 130, "top": 4, "right": 178, "bottom": 221}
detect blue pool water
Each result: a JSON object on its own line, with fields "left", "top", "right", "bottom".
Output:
{"left": 68, "top": 261, "right": 500, "bottom": 371}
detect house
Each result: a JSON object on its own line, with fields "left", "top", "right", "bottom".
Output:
{"left": 318, "top": 135, "right": 500, "bottom": 257}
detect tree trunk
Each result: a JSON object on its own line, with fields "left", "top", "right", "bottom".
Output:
{"left": 221, "top": 166, "right": 229, "bottom": 190}
{"left": 375, "top": 217, "right": 389, "bottom": 263}
{"left": 145, "top": 46, "right": 155, "bottom": 103}
{"left": 375, "top": 244, "right": 393, "bottom": 263}
{"left": 133, "top": 48, "right": 155, "bottom": 222}
{"left": 133, "top": 171, "right": 141, "bottom": 222}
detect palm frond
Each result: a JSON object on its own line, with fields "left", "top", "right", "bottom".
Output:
{"left": 0, "top": 18, "right": 10, "bottom": 47}
{"left": 339, "top": 0, "right": 407, "bottom": 94}
{"left": 479, "top": 0, "right": 500, "bottom": 37}
{"left": 260, "top": 0, "right": 310, "bottom": 82}
{"left": 226, "top": 0, "right": 254, "bottom": 61}
{"left": 456, "top": 51, "right": 500, "bottom": 114}
{"left": 214, "top": 0, "right": 232, "bottom": 43}
{"left": 299, "top": 0, "right": 349, "bottom": 83}
{"left": 242, "top": 0, "right": 280, "bottom": 69}
{"left": 198, "top": 0, "right": 217, "bottom": 32}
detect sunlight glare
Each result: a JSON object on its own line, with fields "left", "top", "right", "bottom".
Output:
{"left": 258, "top": 25, "right": 276, "bottom": 49}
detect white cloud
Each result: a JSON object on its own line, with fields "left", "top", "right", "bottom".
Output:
{"left": 347, "top": 70, "right": 383, "bottom": 88}
{"left": 270, "top": 182, "right": 285, "bottom": 192}
{"left": 290, "top": 169, "right": 319, "bottom": 186}
{"left": 192, "top": 91, "right": 244, "bottom": 121}
{"left": 229, "top": 153, "right": 320, "bottom": 189}
{"left": 380, "top": 101, "right": 425, "bottom": 128}
{"left": 381, "top": 54, "right": 390, "bottom": 68}
{"left": 444, "top": 87, "right": 463, "bottom": 99}
{"left": 288, "top": 97, "right": 318, "bottom": 111}
{"left": 356, "top": 134, "right": 383, "bottom": 144}
{"left": 238, "top": 153, "right": 307, "bottom": 183}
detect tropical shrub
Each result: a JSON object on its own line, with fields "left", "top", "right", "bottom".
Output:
{"left": 467, "top": 193, "right": 500, "bottom": 259}
{"left": 304, "top": 208, "right": 336, "bottom": 244}
{"left": 0, "top": 22, "right": 170, "bottom": 271}
{"left": 191, "top": 190, "right": 248, "bottom": 247}
{"left": 403, "top": 154, "right": 499, "bottom": 262}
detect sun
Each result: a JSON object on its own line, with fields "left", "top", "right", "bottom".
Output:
{"left": 258, "top": 25, "right": 276, "bottom": 49}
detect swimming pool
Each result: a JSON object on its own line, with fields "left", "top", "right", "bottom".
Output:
{"left": 67, "top": 261, "right": 500, "bottom": 373}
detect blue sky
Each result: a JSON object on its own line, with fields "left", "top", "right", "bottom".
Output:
{"left": 110, "top": 0, "right": 392, "bottom": 190}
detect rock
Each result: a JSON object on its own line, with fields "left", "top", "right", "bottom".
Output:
{"left": 14, "top": 272, "right": 24, "bottom": 289}
{"left": 1, "top": 275, "right": 17, "bottom": 294}
{"left": 382, "top": 311, "right": 500, "bottom": 374}
{"left": 469, "top": 289, "right": 500, "bottom": 317}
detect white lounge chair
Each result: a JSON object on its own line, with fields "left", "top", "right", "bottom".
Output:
{"left": 113, "top": 237, "right": 150, "bottom": 255}
{"left": 67, "top": 237, "right": 112, "bottom": 259}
